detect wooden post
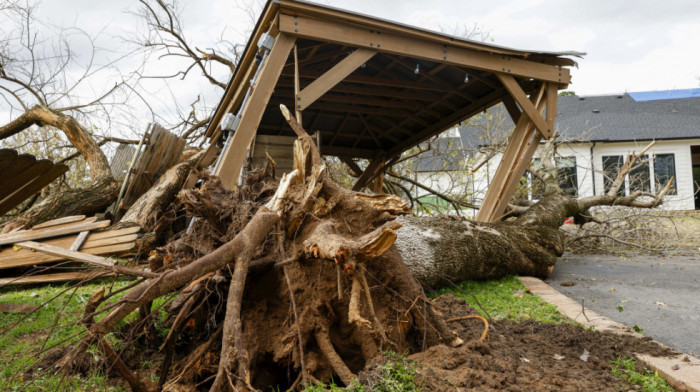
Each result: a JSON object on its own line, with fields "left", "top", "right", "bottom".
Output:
{"left": 294, "top": 44, "right": 302, "bottom": 124}
{"left": 351, "top": 158, "right": 385, "bottom": 192}
{"left": 371, "top": 171, "right": 385, "bottom": 194}
{"left": 214, "top": 33, "right": 296, "bottom": 190}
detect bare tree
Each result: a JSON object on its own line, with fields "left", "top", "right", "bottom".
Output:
{"left": 0, "top": 2, "right": 137, "bottom": 228}
{"left": 129, "top": 0, "right": 258, "bottom": 144}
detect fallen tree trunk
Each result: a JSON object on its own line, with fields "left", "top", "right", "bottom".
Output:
{"left": 397, "top": 141, "right": 673, "bottom": 288}
{"left": 397, "top": 215, "right": 564, "bottom": 287}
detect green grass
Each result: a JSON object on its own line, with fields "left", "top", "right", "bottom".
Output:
{"left": 611, "top": 357, "right": 673, "bottom": 392}
{"left": 0, "top": 279, "right": 134, "bottom": 391}
{"left": 303, "top": 352, "right": 419, "bottom": 392}
{"left": 433, "top": 275, "right": 568, "bottom": 323}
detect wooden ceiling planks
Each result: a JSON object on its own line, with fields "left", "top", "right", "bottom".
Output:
{"left": 199, "top": 0, "right": 578, "bottom": 222}
{"left": 0, "top": 149, "right": 68, "bottom": 216}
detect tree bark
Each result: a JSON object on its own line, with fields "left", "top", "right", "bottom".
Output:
{"left": 2, "top": 105, "right": 119, "bottom": 227}
{"left": 397, "top": 215, "right": 564, "bottom": 288}
{"left": 118, "top": 150, "right": 204, "bottom": 229}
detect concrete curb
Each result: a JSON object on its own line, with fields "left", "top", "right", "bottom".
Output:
{"left": 519, "top": 276, "right": 700, "bottom": 392}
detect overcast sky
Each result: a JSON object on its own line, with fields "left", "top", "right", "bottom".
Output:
{"left": 3, "top": 0, "right": 700, "bottom": 140}
{"left": 38, "top": 0, "right": 700, "bottom": 93}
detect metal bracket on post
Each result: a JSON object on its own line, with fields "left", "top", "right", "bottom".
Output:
{"left": 187, "top": 31, "right": 277, "bottom": 233}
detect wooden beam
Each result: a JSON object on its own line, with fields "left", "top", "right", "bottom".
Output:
{"left": 475, "top": 85, "right": 546, "bottom": 222}
{"left": 339, "top": 156, "right": 362, "bottom": 176}
{"left": 297, "top": 48, "right": 377, "bottom": 111}
{"left": 352, "top": 157, "right": 385, "bottom": 191}
{"left": 0, "top": 220, "right": 110, "bottom": 246}
{"left": 502, "top": 95, "right": 522, "bottom": 124}
{"left": 279, "top": 14, "right": 570, "bottom": 84}
{"left": 384, "top": 88, "right": 508, "bottom": 158}
{"left": 69, "top": 231, "right": 90, "bottom": 251}
{"left": 0, "top": 271, "right": 112, "bottom": 286}
{"left": 277, "top": 79, "right": 443, "bottom": 101}
{"left": 277, "top": 89, "right": 426, "bottom": 110}
{"left": 33, "top": 215, "right": 86, "bottom": 229}
{"left": 18, "top": 241, "right": 117, "bottom": 269}
{"left": 215, "top": 33, "right": 296, "bottom": 190}
{"left": 282, "top": 71, "right": 454, "bottom": 92}
{"left": 496, "top": 73, "right": 553, "bottom": 138}
{"left": 294, "top": 44, "right": 302, "bottom": 123}
{"left": 273, "top": 99, "right": 416, "bottom": 118}
{"left": 203, "top": 2, "right": 280, "bottom": 138}
{"left": 546, "top": 82, "right": 559, "bottom": 129}
{"left": 18, "top": 241, "right": 158, "bottom": 278}
{"left": 491, "top": 129, "right": 542, "bottom": 220}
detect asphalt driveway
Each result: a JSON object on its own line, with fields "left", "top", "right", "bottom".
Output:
{"left": 547, "top": 253, "right": 700, "bottom": 358}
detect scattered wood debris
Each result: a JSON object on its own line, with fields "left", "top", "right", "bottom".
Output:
{"left": 0, "top": 215, "right": 139, "bottom": 285}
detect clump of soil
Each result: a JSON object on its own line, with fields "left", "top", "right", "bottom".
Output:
{"left": 360, "top": 295, "right": 674, "bottom": 391}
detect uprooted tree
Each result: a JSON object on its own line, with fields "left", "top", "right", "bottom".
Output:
{"left": 395, "top": 138, "right": 674, "bottom": 287}
{"left": 51, "top": 105, "right": 673, "bottom": 391}
{"left": 57, "top": 105, "right": 461, "bottom": 391}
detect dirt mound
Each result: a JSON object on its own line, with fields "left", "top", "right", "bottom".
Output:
{"left": 379, "top": 295, "right": 673, "bottom": 391}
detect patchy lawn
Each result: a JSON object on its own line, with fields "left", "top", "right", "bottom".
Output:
{"left": 0, "top": 279, "right": 132, "bottom": 391}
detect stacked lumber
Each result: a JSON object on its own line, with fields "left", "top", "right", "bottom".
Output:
{"left": 0, "top": 215, "right": 139, "bottom": 285}
{"left": 0, "top": 149, "right": 69, "bottom": 216}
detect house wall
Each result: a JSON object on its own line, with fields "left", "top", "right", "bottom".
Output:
{"left": 414, "top": 138, "right": 699, "bottom": 214}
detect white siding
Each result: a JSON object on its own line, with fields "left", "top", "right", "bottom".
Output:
{"left": 416, "top": 138, "right": 699, "bottom": 213}
{"left": 591, "top": 139, "right": 700, "bottom": 210}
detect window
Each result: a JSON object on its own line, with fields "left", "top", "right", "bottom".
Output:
{"left": 654, "top": 154, "right": 677, "bottom": 195}
{"left": 629, "top": 154, "right": 651, "bottom": 193}
{"left": 557, "top": 157, "right": 578, "bottom": 197}
{"left": 602, "top": 155, "right": 625, "bottom": 196}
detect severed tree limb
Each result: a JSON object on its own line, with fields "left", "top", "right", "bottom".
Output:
{"left": 83, "top": 288, "right": 148, "bottom": 392}
{"left": 157, "top": 290, "right": 201, "bottom": 391}
{"left": 357, "top": 265, "right": 389, "bottom": 344}
{"left": 348, "top": 272, "right": 371, "bottom": 328}
{"left": 277, "top": 226, "right": 307, "bottom": 387}
{"left": 211, "top": 170, "right": 300, "bottom": 392}
{"left": 314, "top": 325, "right": 355, "bottom": 386}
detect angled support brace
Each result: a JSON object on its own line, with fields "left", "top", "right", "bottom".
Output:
{"left": 476, "top": 84, "right": 547, "bottom": 222}
{"left": 502, "top": 95, "right": 522, "bottom": 124}
{"left": 296, "top": 48, "right": 377, "bottom": 111}
{"left": 497, "top": 73, "right": 553, "bottom": 139}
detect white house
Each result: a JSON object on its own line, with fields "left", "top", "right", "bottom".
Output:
{"left": 411, "top": 88, "right": 700, "bottom": 213}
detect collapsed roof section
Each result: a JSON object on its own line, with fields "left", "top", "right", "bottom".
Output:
{"left": 202, "top": 0, "right": 583, "bottom": 222}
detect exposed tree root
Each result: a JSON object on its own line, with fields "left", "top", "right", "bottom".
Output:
{"left": 55, "top": 104, "right": 455, "bottom": 391}
{"left": 447, "top": 315, "right": 490, "bottom": 342}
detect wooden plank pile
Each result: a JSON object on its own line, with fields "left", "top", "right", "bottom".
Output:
{"left": 0, "top": 215, "right": 140, "bottom": 285}
{"left": 0, "top": 149, "right": 69, "bottom": 216}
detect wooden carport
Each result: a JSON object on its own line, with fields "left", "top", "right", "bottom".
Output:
{"left": 198, "top": 0, "right": 582, "bottom": 222}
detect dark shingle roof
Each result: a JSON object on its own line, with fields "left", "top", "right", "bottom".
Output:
{"left": 458, "top": 91, "right": 700, "bottom": 145}
{"left": 556, "top": 93, "right": 700, "bottom": 141}
{"left": 410, "top": 137, "right": 469, "bottom": 172}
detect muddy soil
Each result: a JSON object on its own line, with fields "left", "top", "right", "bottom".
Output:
{"left": 360, "top": 295, "right": 674, "bottom": 392}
